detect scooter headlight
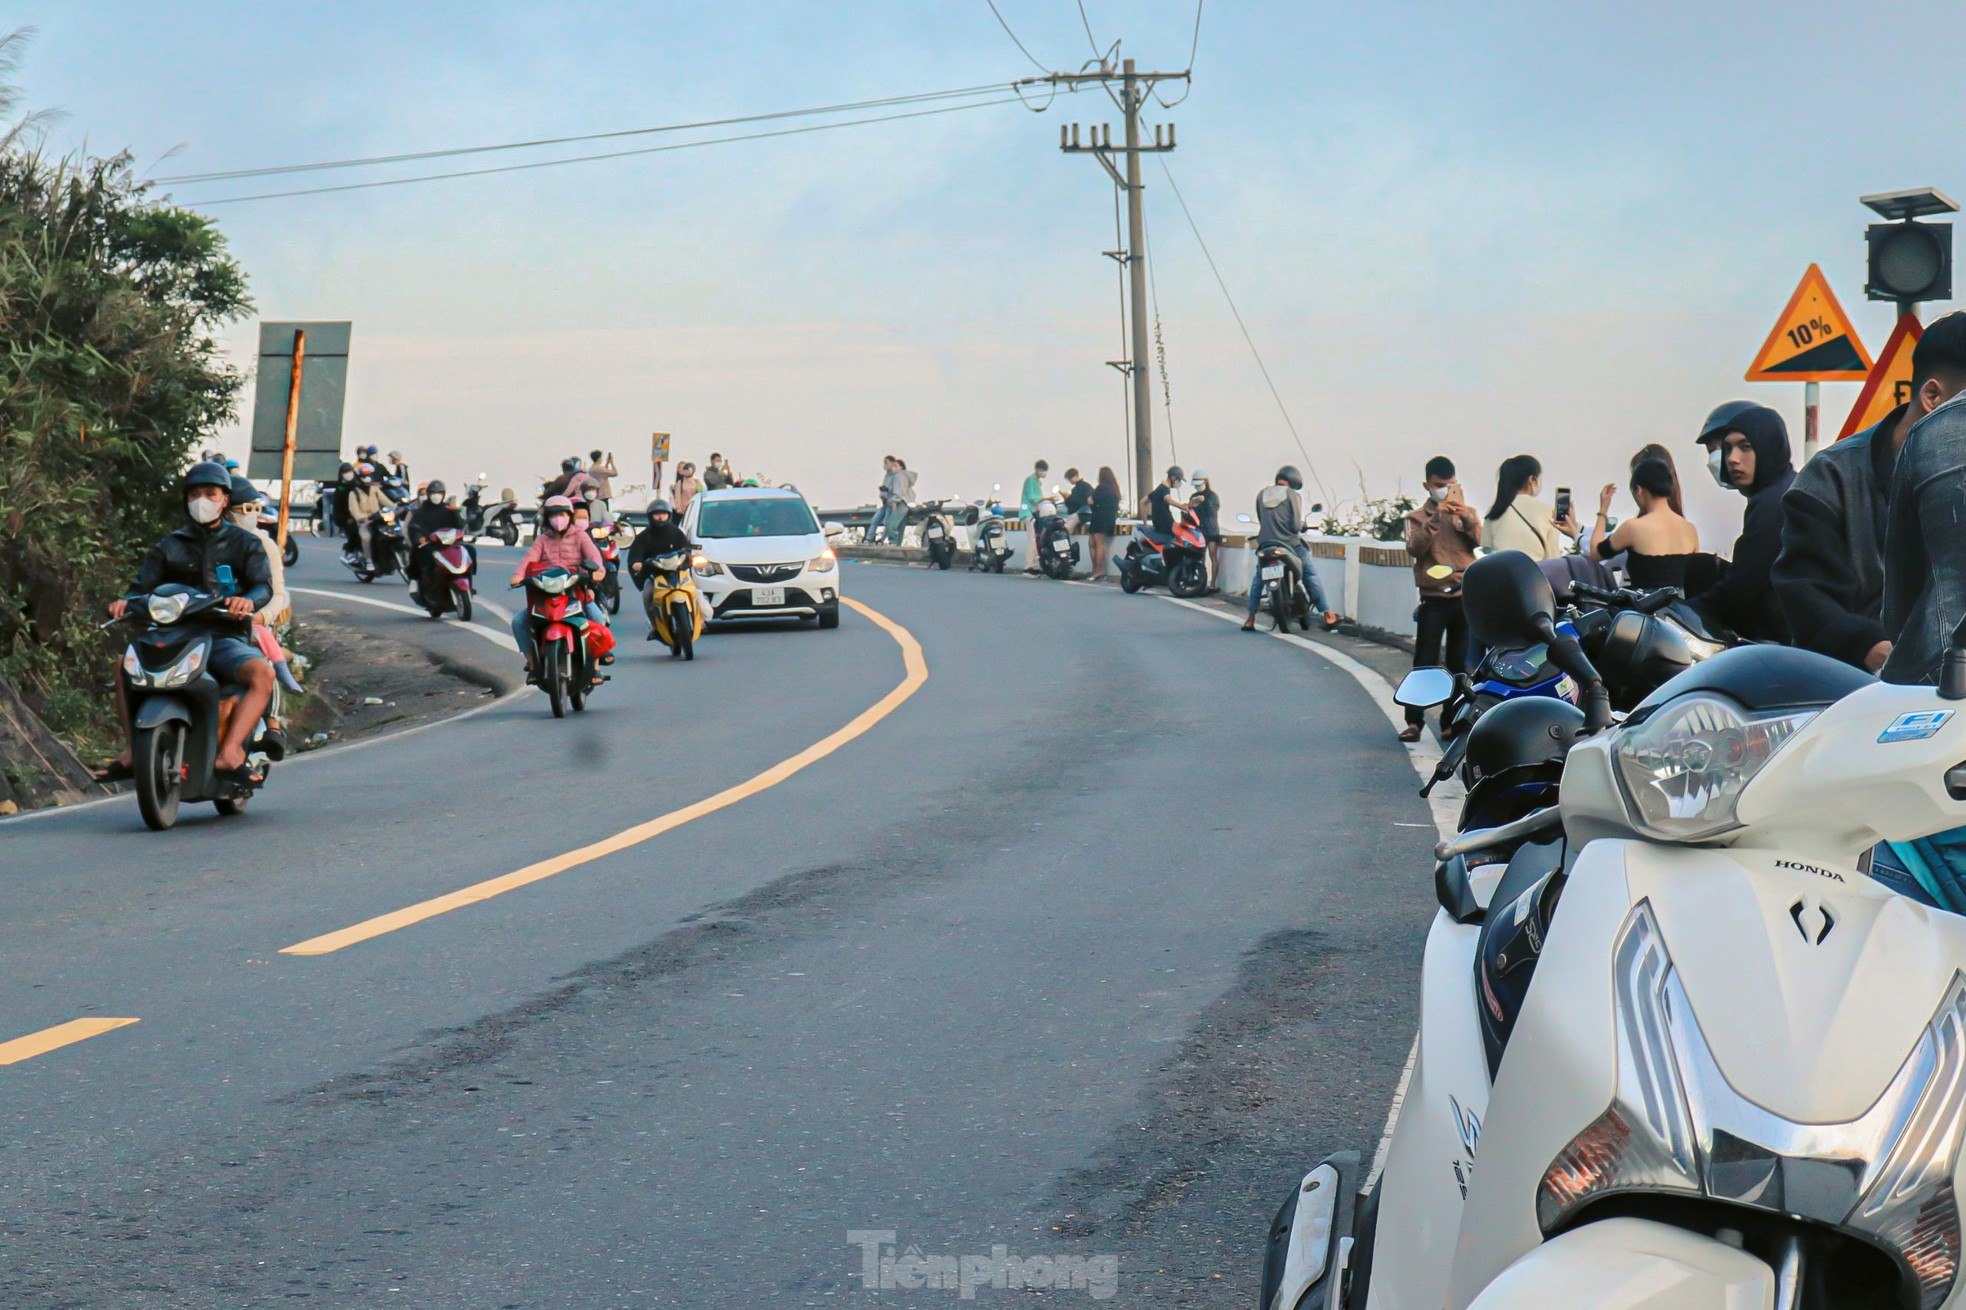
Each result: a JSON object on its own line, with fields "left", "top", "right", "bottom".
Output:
{"left": 126, "top": 643, "right": 206, "bottom": 689}
{"left": 1611, "top": 693, "right": 1816, "bottom": 841}
{"left": 146, "top": 593, "right": 190, "bottom": 625}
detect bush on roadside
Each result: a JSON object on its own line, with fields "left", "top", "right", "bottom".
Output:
{"left": 1319, "top": 495, "right": 1418, "bottom": 543}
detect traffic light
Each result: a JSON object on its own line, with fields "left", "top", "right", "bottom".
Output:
{"left": 1862, "top": 188, "right": 1958, "bottom": 308}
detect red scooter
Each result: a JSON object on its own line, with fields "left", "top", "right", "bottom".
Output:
{"left": 520, "top": 565, "right": 615, "bottom": 718}
{"left": 417, "top": 527, "right": 478, "bottom": 620}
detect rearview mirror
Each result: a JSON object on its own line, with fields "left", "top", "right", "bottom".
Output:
{"left": 822, "top": 521, "right": 846, "bottom": 537}
{"left": 1394, "top": 667, "right": 1455, "bottom": 710}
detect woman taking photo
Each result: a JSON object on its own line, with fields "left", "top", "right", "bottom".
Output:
{"left": 1088, "top": 466, "right": 1122, "bottom": 581}
{"left": 1483, "top": 454, "right": 1575, "bottom": 559}
{"left": 1590, "top": 457, "right": 1700, "bottom": 590}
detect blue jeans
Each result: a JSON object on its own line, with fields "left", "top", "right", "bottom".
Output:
{"left": 1248, "top": 543, "right": 1331, "bottom": 616}
{"left": 511, "top": 603, "right": 608, "bottom": 663}
{"left": 874, "top": 502, "right": 907, "bottom": 545}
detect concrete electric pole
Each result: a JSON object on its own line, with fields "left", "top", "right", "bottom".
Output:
{"left": 1046, "top": 57, "right": 1184, "bottom": 505}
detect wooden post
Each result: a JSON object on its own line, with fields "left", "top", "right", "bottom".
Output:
{"left": 276, "top": 329, "right": 306, "bottom": 548}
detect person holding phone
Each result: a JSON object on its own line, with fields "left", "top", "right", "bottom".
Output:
{"left": 1481, "top": 454, "right": 1574, "bottom": 559}
{"left": 1400, "top": 456, "right": 1481, "bottom": 742}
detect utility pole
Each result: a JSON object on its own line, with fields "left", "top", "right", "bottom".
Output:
{"left": 1048, "top": 57, "right": 1183, "bottom": 506}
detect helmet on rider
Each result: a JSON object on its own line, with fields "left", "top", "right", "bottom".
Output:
{"left": 425, "top": 479, "right": 447, "bottom": 502}
{"left": 647, "top": 498, "right": 673, "bottom": 518}
{"left": 1275, "top": 465, "right": 1304, "bottom": 490}
{"left": 228, "top": 475, "right": 263, "bottom": 504}
{"left": 338, "top": 461, "right": 355, "bottom": 481}
{"left": 561, "top": 457, "right": 580, "bottom": 474}
{"left": 183, "top": 460, "right": 233, "bottom": 526}
{"left": 542, "top": 494, "right": 575, "bottom": 532}
{"left": 355, "top": 461, "right": 376, "bottom": 480}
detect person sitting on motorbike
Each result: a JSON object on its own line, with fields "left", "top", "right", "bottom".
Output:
{"left": 406, "top": 478, "right": 469, "bottom": 601}
{"left": 507, "top": 494, "right": 608, "bottom": 682}
{"left": 330, "top": 461, "right": 357, "bottom": 544}
{"left": 226, "top": 477, "right": 305, "bottom": 699}
{"left": 627, "top": 498, "right": 694, "bottom": 640}
{"left": 97, "top": 462, "right": 275, "bottom": 784}
{"left": 1242, "top": 464, "right": 1340, "bottom": 633}
{"left": 345, "top": 462, "right": 388, "bottom": 567}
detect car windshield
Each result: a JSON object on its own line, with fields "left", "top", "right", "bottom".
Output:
{"left": 697, "top": 497, "right": 818, "bottom": 539}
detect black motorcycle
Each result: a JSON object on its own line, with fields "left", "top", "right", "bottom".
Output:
{"left": 918, "top": 500, "right": 957, "bottom": 569}
{"left": 1032, "top": 503, "right": 1080, "bottom": 580}
{"left": 1252, "top": 538, "right": 1328, "bottom": 632}
{"left": 462, "top": 483, "right": 520, "bottom": 547}
{"left": 341, "top": 505, "right": 409, "bottom": 584}
{"left": 117, "top": 586, "right": 281, "bottom": 830}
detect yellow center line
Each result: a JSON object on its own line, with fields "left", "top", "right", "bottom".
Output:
{"left": 0, "top": 1017, "right": 140, "bottom": 1066}
{"left": 281, "top": 596, "right": 926, "bottom": 956}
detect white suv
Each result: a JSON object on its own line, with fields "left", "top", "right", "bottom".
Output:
{"left": 683, "top": 488, "right": 844, "bottom": 628}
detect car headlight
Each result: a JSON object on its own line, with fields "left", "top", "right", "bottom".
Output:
{"left": 692, "top": 554, "right": 724, "bottom": 577}
{"left": 146, "top": 593, "right": 189, "bottom": 625}
{"left": 808, "top": 549, "right": 837, "bottom": 574}
{"left": 1611, "top": 693, "right": 1816, "bottom": 841}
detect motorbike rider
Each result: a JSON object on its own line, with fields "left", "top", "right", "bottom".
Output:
{"left": 345, "top": 462, "right": 388, "bottom": 568}
{"left": 627, "top": 498, "right": 694, "bottom": 640}
{"left": 1142, "top": 465, "right": 1184, "bottom": 548}
{"left": 1242, "top": 465, "right": 1339, "bottom": 633}
{"left": 406, "top": 478, "right": 469, "bottom": 601}
{"left": 330, "top": 461, "right": 357, "bottom": 551}
{"left": 1690, "top": 401, "right": 1795, "bottom": 643}
{"left": 98, "top": 461, "right": 275, "bottom": 784}
{"left": 507, "top": 494, "right": 608, "bottom": 683}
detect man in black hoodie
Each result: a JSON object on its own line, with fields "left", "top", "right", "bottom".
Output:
{"left": 1691, "top": 401, "right": 1794, "bottom": 643}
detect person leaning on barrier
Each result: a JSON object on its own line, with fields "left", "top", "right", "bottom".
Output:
{"left": 1778, "top": 312, "right": 1966, "bottom": 672}
{"left": 1399, "top": 455, "right": 1480, "bottom": 741}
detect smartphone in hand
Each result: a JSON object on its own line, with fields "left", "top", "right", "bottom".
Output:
{"left": 1554, "top": 486, "right": 1572, "bottom": 524}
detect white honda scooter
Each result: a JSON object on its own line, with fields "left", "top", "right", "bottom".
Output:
{"left": 1267, "top": 559, "right": 1966, "bottom": 1309}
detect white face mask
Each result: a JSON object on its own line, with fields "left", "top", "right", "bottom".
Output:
{"left": 1428, "top": 485, "right": 1451, "bottom": 502}
{"left": 1706, "top": 446, "right": 1730, "bottom": 488}
{"left": 427, "top": 492, "right": 442, "bottom": 504}
{"left": 188, "top": 496, "right": 224, "bottom": 525}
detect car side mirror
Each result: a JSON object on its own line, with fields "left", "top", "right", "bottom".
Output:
{"left": 823, "top": 521, "right": 847, "bottom": 538}
{"left": 1394, "top": 667, "right": 1455, "bottom": 709}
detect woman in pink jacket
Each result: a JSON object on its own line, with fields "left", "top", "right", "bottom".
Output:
{"left": 508, "top": 495, "right": 607, "bottom": 680}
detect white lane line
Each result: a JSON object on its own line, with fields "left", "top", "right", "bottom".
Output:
{"left": 290, "top": 587, "right": 518, "bottom": 652}
{"left": 1158, "top": 593, "right": 1437, "bottom": 1190}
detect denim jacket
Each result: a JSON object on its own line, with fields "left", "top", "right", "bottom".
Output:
{"left": 1882, "top": 391, "right": 1966, "bottom": 683}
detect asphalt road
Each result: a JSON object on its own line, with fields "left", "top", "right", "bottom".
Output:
{"left": 0, "top": 539, "right": 1438, "bottom": 1307}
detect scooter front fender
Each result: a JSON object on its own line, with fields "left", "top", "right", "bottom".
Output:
{"left": 541, "top": 622, "right": 574, "bottom": 645}
{"left": 1464, "top": 1218, "right": 1772, "bottom": 1310}
{"left": 131, "top": 695, "right": 194, "bottom": 730}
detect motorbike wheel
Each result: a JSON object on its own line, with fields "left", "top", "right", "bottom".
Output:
{"left": 283, "top": 537, "right": 299, "bottom": 568}
{"left": 498, "top": 520, "right": 518, "bottom": 547}
{"left": 1169, "top": 558, "right": 1209, "bottom": 599}
{"left": 1270, "top": 582, "right": 1293, "bottom": 633}
{"left": 989, "top": 553, "right": 1006, "bottom": 574}
{"left": 1041, "top": 551, "right": 1071, "bottom": 580}
{"left": 938, "top": 548, "right": 953, "bottom": 571}
{"left": 546, "top": 645, "right": 567, "bottom": 719}
{"left": 215, "top": 793, "right": 250, "bottom": 817}
{"left": 454, "top": 589, "right": 473, "bottom": 623}
{"left": 569, "top": 652, "right": 589, "bottom": 713}
{"left": 1118, "top": 566, "right": 1143, "bottom": 594}
{"left": 605, "top": 579, "right": 621, "bottom": 616}
{"left": 133, "top": 723, "right": 185, "bottom": 832}
{"left": 673, "top": 602, "right": 694, "bottom": 661}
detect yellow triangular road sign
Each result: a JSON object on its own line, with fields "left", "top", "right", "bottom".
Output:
{"left": 1837, "top": 314, "right": 1922, "bottom": 440}
{"left": 1745, "top": 264, "right": 1872, "bottom": 382}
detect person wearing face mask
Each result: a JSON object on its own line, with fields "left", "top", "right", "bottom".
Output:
{"left": 1690, "top": 400, "right": 1795, "bottom": 644}
{"left": 226, "top": 477, "right": 306, "bottom": 698}
{"left": 344, "top": 462, "right": 388, "bottom": 569}
{"left": 508, "top": 494, "right": 607, "bottom": 683}
{"left": 627, "top": 498, "right": 694, "bottom": 639}
{"left": 331, "top": 461, "right": 358, "bottom": 553}
{"left": 406, "top": 478, "right": 470, "bottom": 604}
{"left": 96, "top": 462, "right": 275, "bottom": 784}
{"left": 1400, "top": 456, "right": 1481, "bottom": 741}
{"left": 1481, "top": 455, "right": 1576, "bottom": 559}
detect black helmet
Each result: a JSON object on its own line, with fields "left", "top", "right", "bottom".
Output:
{"left": 183, "top": 460, "right": 233, "bottom": 492}
{"left": 1462, "top": 551, "right": 1556, "bottom": 650}
{"left": 562, "top": 457, "right": 580, "bottom": 473}
{"left": 426, "top": 479, "right": 447, "bottom": 496}
{"left": 228, "top": 475, "right": 263, "bottom": 505}
{"left": 1275, "top": 465, "right": 1304, "bottom": 490}
{"left": 338, "top": 461, "right": 354, "bottom": 474}
{"left": 648, "top": 498, "right": 673, "bottom": 516}
{"left": 1697, "top": 399, "right": 1762, "bottom": 445}
{"left": 1463, "top": 696, "right": 1585, "bottom": 791}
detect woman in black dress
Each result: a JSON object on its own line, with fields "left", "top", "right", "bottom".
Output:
{"left": 1088, "top": 466, "right": 1122, "bottom": 581}
{"left": 1589, "top": 457, "right": 1700, "bottom": 590}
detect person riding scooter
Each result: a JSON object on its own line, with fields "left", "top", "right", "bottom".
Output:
{"left": 98, "top": 461, "right": 275, "bottom": 787}
{"left": 627, "top": 498, "right": 693, "bottom": 640}
{"left": 1241, "top": 464, "right": 1338, "bottom": 632}
{"left": 344, "top": 462, "right": 388, "bottom": 569}
{"left": 508, "top": 495, "right": 607, "bottom": 683}
{"left": 406, "top": 478, "right": 471, "bottom": 603}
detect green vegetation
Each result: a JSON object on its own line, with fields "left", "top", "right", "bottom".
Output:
{"left": 0, "top": 31, "right": 252, "bottom": 748}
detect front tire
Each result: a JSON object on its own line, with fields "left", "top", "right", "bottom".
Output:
{"left": 546, "top": 644, "right": 567, "bottom": 718}
{"left": 604, "top": 576, "right": 621, "bottom": 615}
{"left": 672, "top": 601, "right": 695, "bottom": 658}
{"left": 282, "top": 537, "right": 299, "bottom": 568}
{"left": 1169, "top": 557, "right": 1209, "bottom": 599}
{"left": 133, "top": 723, "right": 185, "bottom": 831}
{"left": 498, "top": 519, "right": 518, "bottom": 548}
{"left": 1119, "top": 567, "right": 1143, "bottom": 593}
{"left": 817, "top": 604, "right": 840, "bottom": 630}
{"left": 454, "top": 588, "right": 473, "bottom": 623}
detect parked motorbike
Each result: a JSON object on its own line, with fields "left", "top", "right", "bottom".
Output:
{"left": 414, "top": 526, "right": 477, "bottom": 620}
{"left": 642, "top": 549, "right": 704, "bottom": 660}
{"left": 1253, "top": 533, "right": 1333, "bottom": 632}
{"left": 919, "top": 500, "right": 957, "bottom": 570}
{"left": 517, "top": 565, "right": 613, "bottom": 718}
{"left": 462, "top": 482, "right": 520, "bottom": 547}
{"left": 1264, "top": 559, "right": 1966, "bottom": 1310}
{"left": 970, "top": 504, "right": 1013, "bottom": 573}
{"left": 1032, "top": 499, "right": 1081, "bottom": 580}
{"left": 1117, "top": 504, "right": 1208, "bottom": 597}
{"left": 115, "top": 585, "right": 281, "bottom": 830}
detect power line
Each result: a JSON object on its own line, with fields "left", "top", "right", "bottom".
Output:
{"left": 1076, "top": 0, "right": 1102, "bottom": 58}
{"left": 982, "top": 0, "right": 1050, "bottom": 73}
{"left": 1155, "top": 157, "right": 1330, "bottom": 504}
{"left": 180, "top": 96, "right": 1025, "bottom": 205}
{"left": 1154, "top": 0, "right": 1204, "bottom": 107}
{"left": 153, "top": 83, "right": 1019, "bottom": 185}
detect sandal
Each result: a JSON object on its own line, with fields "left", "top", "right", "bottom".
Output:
{"left": 216, "top": 762, "right": 267, "bottom": 788}
{"left": 92, "top": 758, "right": 134, "bottom": 783}
{"left": 1397, "top": 725, "right": 1423, "bottom": 744}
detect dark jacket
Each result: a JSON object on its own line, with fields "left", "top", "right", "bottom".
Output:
{"left": 1772, "top": 405, "right": 1903, "bottom": 668}
{"left": 407, "top": 500, "right": 464, "bottom": 542}
{"left": 127, "top": 522, "right": 274, "bottom": 636}
{"left": 330, "top": 479, "right": 355, "bottom": 528}
{"left": 1883, "top": 393, "right": 1966, "bottom": 684}
{"left": 1254, "top": 484, "right": 1305, "bottom": 548}
{"left": 1063, "top": 479, "right": 1093, "bottom": 518}
{"left": 627, "top": 520, "right": 693, "bottom": 575}
{"left": 1695, "top": 406, "right": 1795, "bottom": 643}
{"left": 1089, "top": 486, "right": 1121, "bottom": 535}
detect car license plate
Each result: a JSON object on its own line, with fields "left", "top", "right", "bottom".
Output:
{"left": 1261, "top": 564, "right": 1285, "bottom": 580}
{"left": 752, "top": 586, "right": 785, "bottom": 606}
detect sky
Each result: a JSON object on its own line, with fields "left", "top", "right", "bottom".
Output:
{"left": 18, "top": 0, "right": 1966, "bottom": 543}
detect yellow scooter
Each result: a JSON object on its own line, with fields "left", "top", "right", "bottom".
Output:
{"left": 643, "top": 550, "right": 705, "bottom": 660}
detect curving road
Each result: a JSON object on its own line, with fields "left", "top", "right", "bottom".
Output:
{"left": 0, "top": 539, "right": 1437, "bottom": 1307}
